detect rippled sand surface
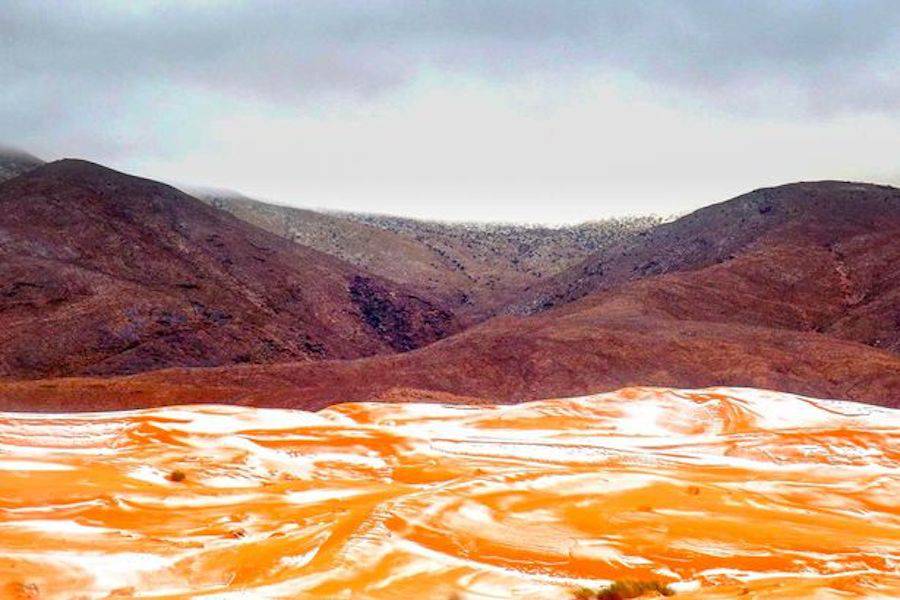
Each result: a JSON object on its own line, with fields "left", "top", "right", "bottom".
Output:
{"left": 1, "top": 387, "right": 898, "bottom": 599}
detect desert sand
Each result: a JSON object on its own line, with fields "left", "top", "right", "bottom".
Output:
{"left": 1, "top": 387, "right": 897, "bottom": 599}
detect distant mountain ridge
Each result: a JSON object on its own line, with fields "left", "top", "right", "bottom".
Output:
{"left": 196, "top": 190, "right": 481, "bottom": 312}
{"left": 196, "top": 188, "right": 659, "bottom": 316}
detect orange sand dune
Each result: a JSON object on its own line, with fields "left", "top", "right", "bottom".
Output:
{"left": 0, "top": 387, "right": 898, "bottom": 599}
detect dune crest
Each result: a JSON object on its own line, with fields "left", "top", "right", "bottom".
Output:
{"left": 1, "top": 387, "right": 898, "bottom": 598}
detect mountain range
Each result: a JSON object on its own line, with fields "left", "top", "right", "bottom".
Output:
{"left": 0, "top": 148, "right": 897, "bottom": 410}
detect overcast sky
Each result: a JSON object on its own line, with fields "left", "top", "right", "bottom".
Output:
{"left": 3, "top": 1, "right": 899, "bottom": 223}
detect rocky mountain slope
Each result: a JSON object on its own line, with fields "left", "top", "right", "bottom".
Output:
{"left": 197, "top": 189, "right": 658, "bottom": 316}
{"left": 4, "top": 180, "right": 898, "bottom": 410}
{"left": 505, "top": 182, "right": 900, "bottom": 325}
{"left": 0, "top": 160, "right": 459, "bottom": 378}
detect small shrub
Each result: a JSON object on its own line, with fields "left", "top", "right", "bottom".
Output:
{"left": 572, "top": 580, "right": 674, "bottom": 599}
{"left": 167, "top": 469, "right": 186, "bottom": 482}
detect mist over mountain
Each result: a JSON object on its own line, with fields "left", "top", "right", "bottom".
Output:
{"left": 0, "top": 146, "right": 43, "bottom": 182}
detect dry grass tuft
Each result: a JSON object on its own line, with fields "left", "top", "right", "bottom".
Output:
{"left": 573, "top": 580, "right": 674, "bottom": 599}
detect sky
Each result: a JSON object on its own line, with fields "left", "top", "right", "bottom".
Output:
{"left": 2, "top": 1, "right": 899, "bottom": 223}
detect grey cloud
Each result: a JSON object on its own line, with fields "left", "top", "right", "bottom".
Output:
{"left": 2, "top": 0, "right": 899, "bottom": 158}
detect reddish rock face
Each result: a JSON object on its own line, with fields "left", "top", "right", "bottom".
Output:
{"left": 0, "top": 160, "right": 459, "bottom": 378}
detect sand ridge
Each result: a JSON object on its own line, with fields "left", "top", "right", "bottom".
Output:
{"left": 0, "top": 387, "right": 898, "bottom": 598}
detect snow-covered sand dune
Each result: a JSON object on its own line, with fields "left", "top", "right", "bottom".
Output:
{"left": 0, "top": 387, "right": 898, "bottom": 598}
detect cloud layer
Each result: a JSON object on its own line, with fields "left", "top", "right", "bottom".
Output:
{"left": 2, "top": 1, "right": 899, "bottom": 221}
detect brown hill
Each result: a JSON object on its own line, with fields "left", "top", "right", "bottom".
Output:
{"left": 197, "top": 189, "right": 658, "bottom": 316}
{"left": 2, "top": 182, "right": 898, "bottom": 411}
{"left": 0, "top": 160, "right": 459, "bottom": 378}
{"left": 505, "top": 181, "right": 900, "bottom": 338}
